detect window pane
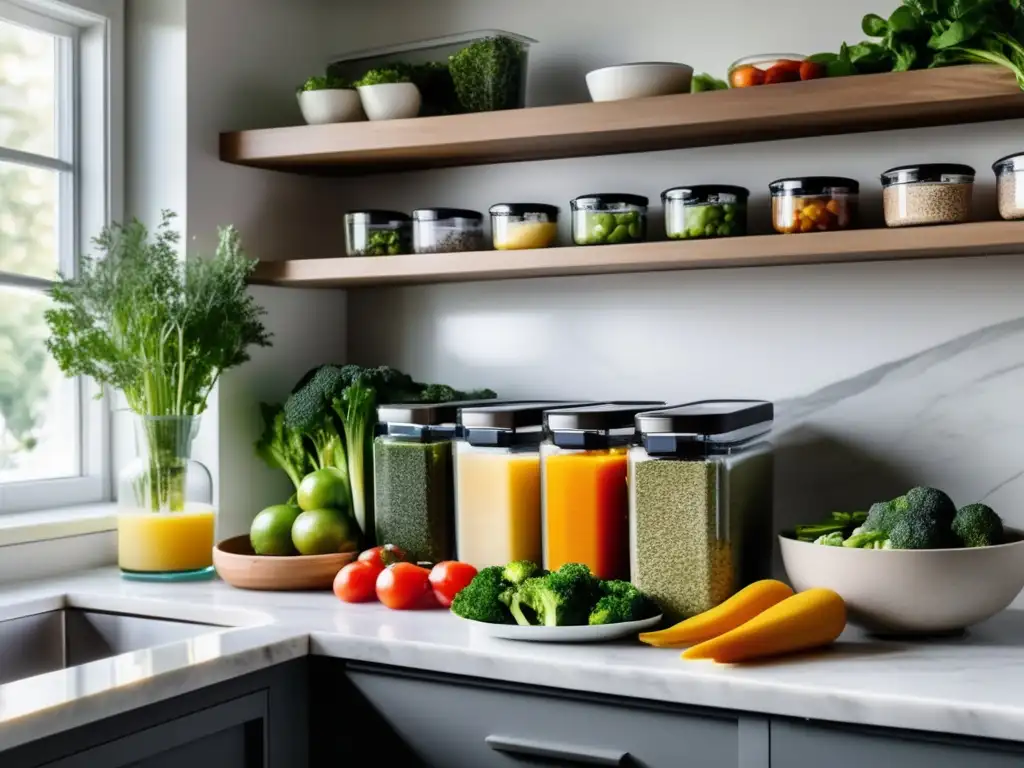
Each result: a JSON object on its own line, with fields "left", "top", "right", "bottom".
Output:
{"left": 0, "top": 18, "right": 56, "bottom": 157}
{"left": 0, "top": 286, "right": 78, "bottom": 483}
{"left": 0, "top": 160, "right": 58, "bottom": 279}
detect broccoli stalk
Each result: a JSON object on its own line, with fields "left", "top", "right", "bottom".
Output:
{"left": 332, "top": 381, "right": 376, "bottom": 540}
{"left": 254, "top": 403, "right": 311, "bottom": 490}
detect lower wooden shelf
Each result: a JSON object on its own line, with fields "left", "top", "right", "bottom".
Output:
{"left": 250, "top": 221, "right": 1024, "bottom": 289}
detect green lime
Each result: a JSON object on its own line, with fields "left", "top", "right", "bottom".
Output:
{"left": 250, "top": 504, "right": 302, "bottom": 556}
{"left": 291, "top": 508, "right": 360, "bottom": 556}
{"left": 296, "top": 468, "right": 349, "bottom": 512}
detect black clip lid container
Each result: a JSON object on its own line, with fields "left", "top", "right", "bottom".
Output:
{"left": 635, "top": 400, "right": 773, "bottom": 457}
{"left": 460, "top": 401, "right": 593, "bottom": 447}
{"left": 377, "top": 399, "right": 514, "bottom": 442}
{"left": 545, "top": 401, "right": 665, "bottom": 449}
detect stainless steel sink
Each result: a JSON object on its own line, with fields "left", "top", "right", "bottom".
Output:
{"left": 0, "top": 609, "right": 218, "bottom": 684}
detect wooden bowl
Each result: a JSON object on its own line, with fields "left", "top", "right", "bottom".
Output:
{"left": 213, "top": 535, "right": 356, "bottom": 591}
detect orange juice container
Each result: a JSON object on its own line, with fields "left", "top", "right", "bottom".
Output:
{"left": 541, "top": 402, "right": 664, "bottom": 580}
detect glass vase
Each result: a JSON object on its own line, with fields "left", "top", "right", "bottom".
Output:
{"left": 117, "top": 414, "right": 216, "bottom": 581}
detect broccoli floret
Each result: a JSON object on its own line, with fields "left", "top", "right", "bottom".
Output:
{"left": 588, "top": 581, "right": 658, "bottom": 625}
{"left": 510, "top": 571, "right": 595, "bottom": 627}
{"left": 952, "top": 503, "right": 1004, "bottom": 547}
{"left": 888, "top": 512, "right": 947, "bottom": 550}
{"left": 863, "top": 487, "right": 956, "bottom": 545}
{"left": 502, "top": 560, "right": 540, "bottom": 586}
{"left": 418, "top": 383, "right": 498, "bottom": 403}
{"left": 450, "top": 566, "right": 513, "bottom": 624}
{"left": 842, "top": 529, "right": 889, "bottom": 548}
{"left": 283, "top": 365, "right": 347, "bottom": 472}
{"left": 254, "top": 403, "right": 311, "bottom": 490}
{"left": 814, "top": 531, "right": 846, "bottom": 546}
{"left": 862, "top": 497, "right": 908, "bottom": 534}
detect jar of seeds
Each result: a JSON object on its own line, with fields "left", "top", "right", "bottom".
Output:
{"left": 412, "top": 208, "right": 486, "bottom": 254}
{"left": 629, "top": 401, "right": 774, "bottom": 622}
{"left": 881, "top": 163, "right": 974, "bottom": 227}
{"left": 993, "top": 152, "right": 1024, "bottom": 220}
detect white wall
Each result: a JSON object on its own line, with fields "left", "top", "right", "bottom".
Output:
{"left": 322, "top": 0, "right": 1024, "bottom": 581}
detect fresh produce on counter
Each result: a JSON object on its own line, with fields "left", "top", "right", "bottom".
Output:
{"left": 798, "top": 486, "right": 1005, "bottom": 550}
{"left": 451, "top": 560, "right": 660, "bottom": 627}
{"left": 377, "top": 562, "right": 437, "bottom": 610}
{"left": 807, "top": 1, "right": 1024, "bottom": 89}
{"left": 334, "top": 545, "right": 478, "bottom": 609}
{"left": 682, "top": 588, "right": 847, "bottom": 663}
{"left": 639, "top": 580, "right": 795, "bottom": 648}
{"left": 429, "top": 560, "right": 479, "bottom": 607}
{"left": 255, "top": 365, "right": 496, "bottom": 541}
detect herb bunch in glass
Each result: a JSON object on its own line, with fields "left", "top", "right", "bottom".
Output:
{"left": 45, "top": 211, "right": 271, "bottom": 511}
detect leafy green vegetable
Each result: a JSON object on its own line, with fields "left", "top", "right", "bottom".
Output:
{"left": 795, "top": 510, "right": 868, "bottom": 541}
{"left": 691, "top": 73, "right": 729, "bottom": 92}
{"left": 813, "top": 531, "right": 846, "bottom": 546}
{"left": 952, "top": 503, "right": 1004, "bottom": 547}
{"left": 298, "top": 74, "right": 351, "bottom": 93}
{"left": 451, "top": 566, "right": 513, "bottom": 623}
{"left": 448, "top": 36, "right": 524, "bottom": 112}
{"left": 255, "top": 403, "right": 311, "bottom": 491}
{"left": 397, "top": 61, "right": 459, "bottom": 115}
{"left": 355, "top": 68, "right": 411, "bottom": 87}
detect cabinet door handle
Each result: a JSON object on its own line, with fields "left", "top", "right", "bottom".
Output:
{"left": 485, "top": 734, "right": 629, "bottom": 766}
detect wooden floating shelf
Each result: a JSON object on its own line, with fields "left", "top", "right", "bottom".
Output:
{"left": 221, "top": 66, "right": 1024, "bottom": 175}
{"left": 250, "top": 221, "right": 1024, "bottom": 289}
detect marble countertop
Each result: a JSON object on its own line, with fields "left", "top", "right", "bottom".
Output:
{"left": 2, "top": 569, "right": 1024, "bottom": 751}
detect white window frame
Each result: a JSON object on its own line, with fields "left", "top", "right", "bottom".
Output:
{"left": 0, "top": 0, "right": 122, "bottom": 513}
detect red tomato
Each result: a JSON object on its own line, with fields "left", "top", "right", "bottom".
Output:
{"left": 771, "top": 58, "right": 804, "bottom": 73}
{"left": 729, "top": 65, "right": 765, "bottom": 88}
{"left": 764, "top": 65, "right": 801, "bottom": 85}
{"left": 799, "top": 60, "right": 826, "bottom": 81}
{"left": 334, "top": 561, "right": 379, "bottom": 603}
{"left": 358, "top": 544, "right": 407, "bottom": 573}
{"left": 376, "top": 562, "right": 432, "bottom": 610}
{"left": 429, "top": 561, "right": 479, "bottom": 608}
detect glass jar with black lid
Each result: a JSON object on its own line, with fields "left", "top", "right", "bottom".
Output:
{"left": 344, "top": 210, "right": 412, "bottom": 256}
{"left": 412, "top": 208, "right": 485, "bottom": 254}
{"left": 570, "top": 193, "right": 648, "bottom": 246}
{"left": 541, "top": 402, "right": 664, "bottom": 580}
{"left": 881, "top": 163, "right": 974, "bottom": 227}
{"left": 994, "top": 153, "right": 1024, "bottom": 220}
{"left": 455, "top": 401, "right": 591, "bottom": 568}
{"left": 629, "top": 400, "right": 774, "bottom": 622}
{"left": 769, "top": 176, "right": 858, "bottom": 234}
{"left": 489, "top": 203, "right": 560, "bottom": 250}
{"left": 663, "top": 185, "right": 749, "bottom": 240}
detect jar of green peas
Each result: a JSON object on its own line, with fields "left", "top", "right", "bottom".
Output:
{"left": 663, "top": 185, "right": 749, "bottom": 240}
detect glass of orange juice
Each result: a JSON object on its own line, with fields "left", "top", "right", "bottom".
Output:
{"left": 117, "top": 415, "right": 215, "bottom": 581}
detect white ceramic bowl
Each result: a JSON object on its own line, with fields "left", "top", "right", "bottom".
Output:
{"left": 357, "top": 82, "right": 422, "bottom": 121}
{"left": 585, "top": 62, "right": 694, "bottom": 102}
{"left": 779, "top": 529, "right": 1024, "bottom": 635}
{"left": 297, "top": 89, "right": 364, "bottom": 125}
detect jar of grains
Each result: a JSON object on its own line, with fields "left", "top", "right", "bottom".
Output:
{"left": 993, "top": 153, "right": 1024, "bottom": 220}
{"left": 373, "top": 400, "right": 503, "bottom": 564}
{"left": 881, "top": 163, "right": 974, "bottom": 227}
{"left": 629, "top": 401, "right": 775, "bottom": 622}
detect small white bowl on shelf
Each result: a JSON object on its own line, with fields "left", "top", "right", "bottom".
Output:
{"left": 358, "top": 82, "right": 422, "bottom": 121}
{"left": 585, "top": 62, "right": 694, "bottom": 102}
{"left": 297, "top": 89, "right": 365, "bottom": 125}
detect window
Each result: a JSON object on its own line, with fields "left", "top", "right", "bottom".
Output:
{"left": 0, "top": 0, "right": 121, "bottom": 513}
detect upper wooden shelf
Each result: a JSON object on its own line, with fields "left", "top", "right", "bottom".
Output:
{"left": 250, "top": 221, "right": 1024, "bottom": 289}
{"left": 222, "top": 66, "right": 1024, "bottom": 175}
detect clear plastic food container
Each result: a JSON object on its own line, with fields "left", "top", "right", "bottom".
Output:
{"left": 769, "top": 177, "right": 858, "bottom": 234}
{"left": 570, "top": 194, "right": 648, "bottom": 246}
{"left": 344, "top": 210, "right": 412, "bottom": 256}
{"left": 728, "top": 53, "right": 806, "bottom": 87}
{"left": 881, "top": 164, "right": 974, "bottom": 228}
{"left": 541, "top": 402, "right": 664, "bottom": 580}
{"left": 455, "top": 401, "right": 589, "bottom": 568}
{"left": 489, "top": 203, "right": 559, "bottom": 250}
{"left": 663, "top": 186, "right": 749, "bottom": 239}
{"left": 994, "top": 153, "right": 1024, "bottom": 221}
{"left": 629, "top": 401, "right": 774, "bottom": 622}
{"left": 412, "top": 208, "right": 485, "bottom": 254}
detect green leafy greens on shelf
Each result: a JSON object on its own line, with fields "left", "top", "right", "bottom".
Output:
{"left": 448, "top": 35, "right": 524, "bottom": 112}
{"left": 297, "top": 74, "right": 352, "bottom": 93}
{"left": 354, "top": 68, "right": 411, "bottom": 87}
{"left": 809, "top": 0, "right": 1024, "bottom": 87}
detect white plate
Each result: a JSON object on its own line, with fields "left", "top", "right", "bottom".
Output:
{"left": 459, "top": 614, "right": 663, "bottom": 643}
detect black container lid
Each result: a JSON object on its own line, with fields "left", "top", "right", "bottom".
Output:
{"left": 345, "top": 210, "right": 411, "bottom": 224}
{"left": 769, "top": 177, "right": 859, "bottom": 196}
{"left": 881, "top": 163, "right": 975, "bottom": 186}
{"left": 378, "top": 399, "right": 511, "bottom": 427}
{"left": 635, "top": 400, "right": 774, "bottom": 436}
{"left": 413, "top": 208, "right": 483, "bottom": 221}
{"left": 993, "top": 152, "right": 1024, "bottom": 172}
{"left": 545, "top": 402, "right": 666, "bottom": 433}
{"left": 489, "top": 203, "right": 560, "bottom": 217}
{"left": 661, "top": 185, "right": 750, "bottom": 204}
{"left": 571, "top": 193, "right": 649, "bottom": 209}
{"left": 460, "top": 401, "right": 591, "bottom": 432}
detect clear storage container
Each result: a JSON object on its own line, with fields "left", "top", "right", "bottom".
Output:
{"left": 571, "top": 194, "right": 648, "bottom": 246}
{"left": 994, "top": 153, "right": 1024, "bottom": 221}
{"left": 663, "top": 186, "right": 749, "bottom": 239}
{"left": 327, "top": 30, "right": 536, "bottom": 115}
{"left": 412, "top": 208, "right": 485, "bottom": 254}
{"left": 489, "top": 203, "right": 559, "bottom": 250}
{"left": 629, "top": 401, "right": 774, "bottom": 622}
{"left": 373, "top": 400, "right": 500, "bottom": 564}
{"left": 728, "top": 54, "right": 805, "bottom": 87}
{"left": 881, "top": 164, "right": 974, "bottom": 227}
{"left": 344, "top": 210, "right": 412, "bottom": 256}
{"left": 455, "top": 401, "right": 589, "bottom": 568}
{"left": 541, "top": 402, "right": 664, "bottom": 580}
{"left": 770, "top": 177, "right": 858, "bottom": 234}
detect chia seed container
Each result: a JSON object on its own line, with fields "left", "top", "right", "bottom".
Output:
{"left": 663, "top": 185, "right": 749, "bottom": 239}
{"left": 345, "top": 210, "right": 412, "bottom": 256}
{"left": 373, "top": 399, "right": 501, "bottom": 563}
{"left": 629, "top": 400, "right": 774, "bottom": 622}
{"left": 881, "top": 163, "right": 974, "bottom": 227}
{"left": 412, "top": 208, "right": 486, "bottom": 254}
{"left": 570, "top": 194, "right": 648, "bottom": 246}
{"left": 993, "top": 153, "right": 1024, "bottom": 221}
